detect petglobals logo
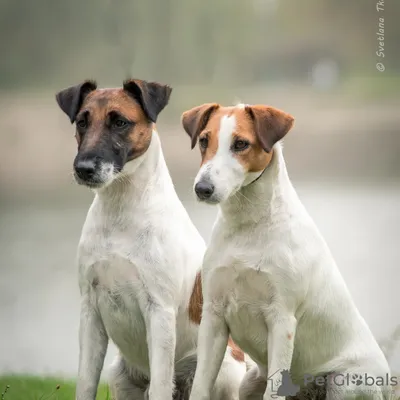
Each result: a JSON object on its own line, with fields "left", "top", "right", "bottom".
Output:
{"left": 303, "top": 372, "right": 398, "bottom": 388}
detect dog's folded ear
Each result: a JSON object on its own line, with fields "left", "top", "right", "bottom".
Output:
{"left": 245, "top": 105, "right": 294, "bottom": 153}
{"left": 55, "top": 80, "right": 97, "bottom": 123}
{"left": 123, "top": 79, "right": 172, "bottom": 123}
{"left": 181, "top": 103, "right": 219, "bottom": 149}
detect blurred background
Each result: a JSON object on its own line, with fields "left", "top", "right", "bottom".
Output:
{"left": 0, "top": 0, "right": 399, "bottom": 389}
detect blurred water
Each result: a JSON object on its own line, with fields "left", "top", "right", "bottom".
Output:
{"left": 0, "top": 181, "right": 399, "bottom": 377}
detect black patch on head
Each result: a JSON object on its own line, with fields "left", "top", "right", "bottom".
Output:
{"left": 123, "top": 79, "right": 172, "bottom": 123}
{"left": 73, "top": 107, "right": 135, "bottom": 186}
{"left": 55, "top": 80, "right": 97, "bottom": 123}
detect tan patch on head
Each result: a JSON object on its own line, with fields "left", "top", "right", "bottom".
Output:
{"left": 197, "top": 107, "right": 233, "bottom": 166}
{"left": 77, "top": 88, "right": 153, "bottom": 158}
{"left": 230, "top": 107, "right": 273, "bottom": 173}
{"left": 188, "top": 272, "right": 203, "bottom": 324}
{"left": 197, "top": 106, "right": 272, "bottom": 173}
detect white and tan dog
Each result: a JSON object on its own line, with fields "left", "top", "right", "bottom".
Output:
{"left": 55, "top": 81, "right": 246, "bottom": 400}
{"left": 182, "top": 103, "right": 392, "bottom": 400}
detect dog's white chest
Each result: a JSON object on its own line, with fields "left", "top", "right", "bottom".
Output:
{"left": 204, "top": 223, "right": 305, "bottom": 369}
{"left": 204, "top": 245, "right": 276, "bottom": 367}
{"left": 80, "top": 251, "right": 150, "bottom": 373}
{"left": 224, "top": 265, "right": 273, "bottom": 367}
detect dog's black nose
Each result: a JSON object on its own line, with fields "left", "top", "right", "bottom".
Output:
{"left": 195, "top": 181, "right": 214, "bottom": 200}
{"left": 75, "top": 160, "right": 96, "bottom": 181}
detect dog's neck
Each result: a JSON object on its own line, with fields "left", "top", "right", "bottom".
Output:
{"left": 219, "top": 142, "right": 299, "bottom": 225}
{"left": 93, "top": 131, "right": 175, "bottom": 216}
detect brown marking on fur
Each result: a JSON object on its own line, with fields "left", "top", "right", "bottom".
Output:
{"left": 188, "top": 271, "right": 245, "bottom": 364}
{"left": 246, "top": 105, "right": 294, "bottom": 153}
{"left": 76, "top": 88, "right": 153, "bottom": 158}
{"left": 188, "top": 271, "right": 203, "bottom": 325}
{"left": 230, "top": 108, "right": 274, "bottom": 173}
{"left": 197, "top": 107, "right": 234, "bottom": 166}
{"left": 184, "top": 104, "right": 294, "bottom": 174}
{"left": 287, "top": 333, "right": 293, "bottom": 340}
{"left": 181, "top": 103, "right": 220, "bottom": 150}
{"left": 228, "top": 337, "right": 245, "bottom": 362}
{"left": 196, "top": 106, "right": 271, "bottom": 173}
{"left": 94, "top": 96, "right": 109, "bottom": 108}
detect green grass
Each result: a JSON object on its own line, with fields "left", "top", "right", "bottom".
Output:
{"left": 0, "top": 376, "right": 110, "bottom": 400}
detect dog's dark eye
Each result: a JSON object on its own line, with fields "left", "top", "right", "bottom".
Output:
{"left": 114, "top": 119, "right": 127, "bottom": 128}
{"left": 199, "top": 137, "right": 208, "bottom": 149}
{"left": 232, "top": 140, "right": 249, "bottom": 151}
{"left": 76, "top": 119, "right": 87, "bottom": 129}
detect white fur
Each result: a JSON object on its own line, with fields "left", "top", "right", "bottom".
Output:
{"left": 194, "top": 115, "right": 261, "bottom": 204}
{"left": 98, "top": 162, "right": 115, "bottom": 185}
{"left": 75, "top": 131, "right": 246, "bottom": 400}
{"left": 189, "top": 116, "right": 392, "bottom": 400}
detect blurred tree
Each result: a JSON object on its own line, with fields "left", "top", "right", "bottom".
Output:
{"left": 0, "top": 0, "right": 398, "bottom": 89}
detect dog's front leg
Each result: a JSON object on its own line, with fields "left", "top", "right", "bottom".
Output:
{"left": 264, "top": 314, "right": 297, "bottom": 400}
{"left": 76, "top": 293, "right": 108, "bottom": 400}
{"left": 189, "top": 302, "right": 229, "bottom": 400}
{"left": 145, "top": 305, "right": 176, "bottom": 400}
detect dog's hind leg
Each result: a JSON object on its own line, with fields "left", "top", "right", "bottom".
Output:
{"left": 172, "top": 354, "right": 197, "bottom": 400}
{"left": 172, "top": 351, "right": 246, "bottom": 400}
{"left": 109, "top": 354, "right": 148, "bottom": 400}
{"left": 212, "top": 351, "right": 246, "bottom": 400}
{"left": 239, "top": 364, "right": 267, "bottom": 400}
